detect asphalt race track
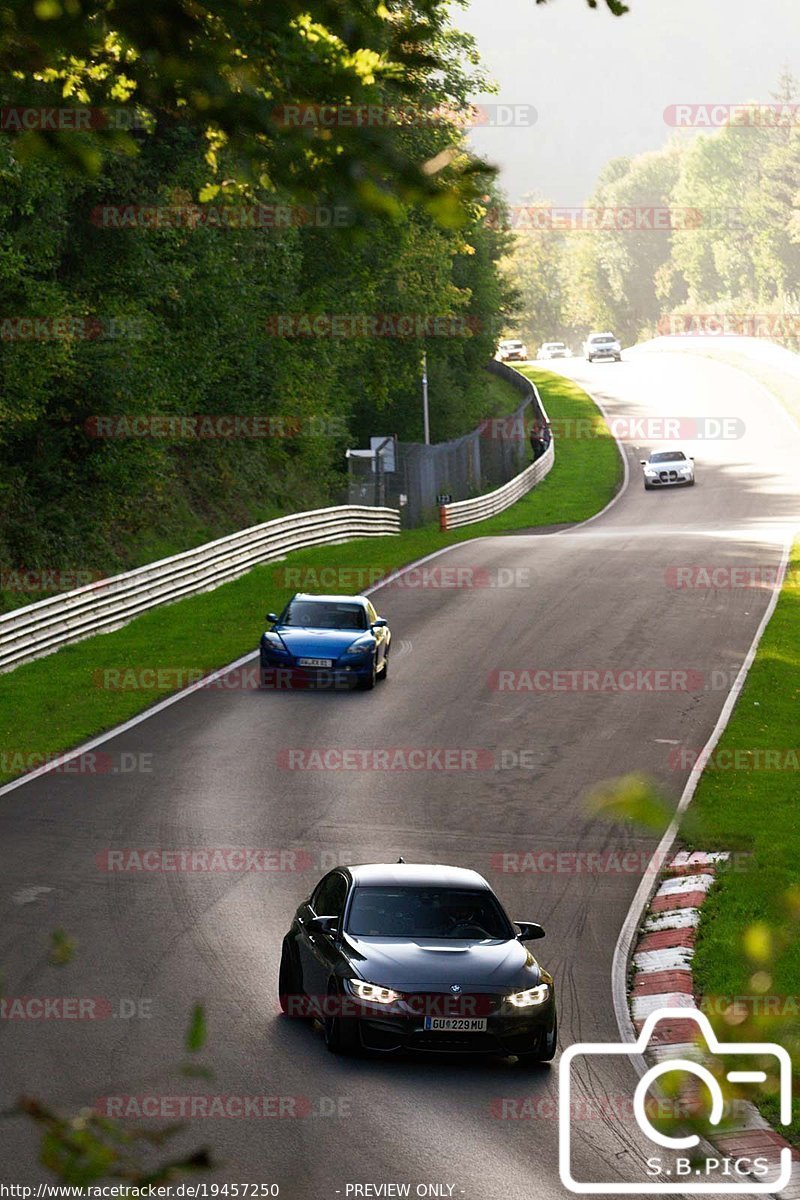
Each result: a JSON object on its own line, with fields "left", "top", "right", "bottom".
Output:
{"left": 1, "top": 348, "right": 798, "bottom": 1197}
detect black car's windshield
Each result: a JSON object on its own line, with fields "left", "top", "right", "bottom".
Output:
{"left": 281, "top": 601, "right": 368, "bottom": 630}
{"left": 347, "top": 886, "right": 512, "bottom": 940}
{"left": 650, "top": 451, "right": 686, "bottom": 463}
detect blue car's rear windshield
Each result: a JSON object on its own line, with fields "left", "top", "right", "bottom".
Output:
{"left": 281, "top": 601, "right": 367, "bottom": 630}
{"left": 347, "top": 886, "right": 512, "bottom": 940}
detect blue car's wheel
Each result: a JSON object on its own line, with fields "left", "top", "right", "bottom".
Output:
{"left": 357, "top": 656, "right": 377, "bottom": 690}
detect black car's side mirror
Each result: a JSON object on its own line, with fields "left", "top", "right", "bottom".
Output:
{"left": 308, "top": 915, "right": 338, "bottom": 936}
{"left": 372, "top": 618, "right": 388, "bottom": 628}
{"left": 515, "top": 921, "right": 545, "bottom": 941}
{"left": 266, "top": 612, "right": 278, "bottom": 623}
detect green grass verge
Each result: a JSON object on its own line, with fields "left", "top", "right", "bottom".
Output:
{"left": 671, "top": 345, "right": 800, "bottom": 1139}
{"left": 0, "top": 368, "right": 621, "bottom": 787}
{"left": 684, "top": 537, "right": 800, "bottom": 1138}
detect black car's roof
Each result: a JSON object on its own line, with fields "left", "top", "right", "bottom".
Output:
{"left": 346, "top": 863, "right": 492, "bottom": 889}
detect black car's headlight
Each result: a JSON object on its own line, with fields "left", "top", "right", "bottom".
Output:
{"left": 347, "top": 979, "right": 403, "bottom": 1004}
{"left": 506, "top": 983, "right": 550, "bottom": 1008}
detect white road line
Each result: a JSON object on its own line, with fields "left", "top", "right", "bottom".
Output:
{"left": 611, "top": 530, "right": 793, "bottom": 1068}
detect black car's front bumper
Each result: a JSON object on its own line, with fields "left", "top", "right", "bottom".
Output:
{"left": 344, "top": 991, "right": 556, "bottom": 1057}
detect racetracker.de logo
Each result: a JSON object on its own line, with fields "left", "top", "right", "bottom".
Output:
{"left": 0, "top": 106, "right": 145, "bottom": 131}
{"left": 277, "top": 747, "right": 495, "bottom": 770}
{"left": 1, "top": 996, "right": 151, "bottom": 1019}
{"left": 668, "top": 746, "right": 800, "bottom": 772}
{"left": 271, "top": 564, "right": 533, "bottom": 590}
{"left": 484, "top": 206, "right": 744, "bottom": 232}
{"left": 95, "top": 848, "right": 315, "bottom": 872}
{"left": 83, "top": 414, "right": 344, "bottom": 439}
{"left": 664, "top": 103, "right": 800, "bottom": 127}
{"left": 94, "top": 1095, "right": 340, "bottom": 1119}
{"left": 488, "top": 669, "right": 706, "bottom": 693}
{"left": 0, "top": 751, "right": 153, "bottom": 776}
{"left": 480, "top": 415, "right": 745, "bottom": 441}
{"left": 270, "top": 102, "right": 537, "bottom": 130}
{"left": 658, "top": 313, "right": 800, "bottom": 340}
{"left": 0, "top": 568, "right": 106, "bottom": 592}
{"left": 490, "top": 851, "right": 662, "bottom": 875}
{"left": 264, "top": 314, "right": 482, "bottom": 338}
{"left": 90, "top": 204, "right": 351, "bottom": 230}
{"left": 665, "top": 565, "right": 787, "bottom": 589}
{"left": 0, "top": 316, "right": 143, "bottom": 340}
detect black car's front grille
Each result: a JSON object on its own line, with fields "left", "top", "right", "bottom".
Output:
{"left": 406, "top": 992, "right": 501, "bottom": 1018}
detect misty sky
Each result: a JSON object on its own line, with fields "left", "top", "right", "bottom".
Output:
{"left": 460, "top": 0, "right": 799, "bottom": 204}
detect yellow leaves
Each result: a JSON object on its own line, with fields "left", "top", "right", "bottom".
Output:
{"left": 345, "top": 48, "right": 382, "bottom": 85}
{"left": 587, "top": 773, "right": 674, "bottom": 834}
{"left": 34, "top": 0, "right": 62, "bottom": 19}
{"left": 742, "top": 921, "right": 774, "bottom": 965}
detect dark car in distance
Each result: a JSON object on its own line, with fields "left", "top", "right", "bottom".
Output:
{"left": 279, "top": 862, "right": 557, "bottom": 1063}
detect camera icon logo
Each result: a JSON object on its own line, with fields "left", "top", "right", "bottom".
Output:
{"left": 559, "top": 1006, "right": 792, "bottom": 1194}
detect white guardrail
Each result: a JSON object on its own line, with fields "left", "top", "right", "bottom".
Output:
{"left": 439, "top": 386, "right": 554, "bottom": 530}
{"left": 0, "top": 505, "right": 400, "bottom": 674}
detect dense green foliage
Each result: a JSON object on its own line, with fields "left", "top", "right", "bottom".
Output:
{"left": 506, "top": 70, "right": 800, "bottom": 349}
{"left": 0, "top": 0, "right": 631, "bottom": 595}
{"left": 0, "top": 10, "right": 524, "bottom": 592}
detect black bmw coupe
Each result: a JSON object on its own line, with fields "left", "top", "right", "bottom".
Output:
{"left": 279, "top": 862, "right": 557, "bottom": 1063}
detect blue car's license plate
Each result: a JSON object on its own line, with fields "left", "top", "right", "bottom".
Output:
{"left": 423, "top": 1017, "right": 487, "bottom": 1032}
{"left": 297, "top": 657, "right": 333, "bottom": 668}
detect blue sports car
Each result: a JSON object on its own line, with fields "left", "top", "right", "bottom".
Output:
{"left": 260, "top": 593, "right": 391, "bottom": 690}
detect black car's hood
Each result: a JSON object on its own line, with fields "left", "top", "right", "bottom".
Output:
{"left": 343, "top": 934, "right": 542, "bottom": 992}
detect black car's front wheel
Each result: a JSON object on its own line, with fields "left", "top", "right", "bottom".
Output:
{"left": 323, "top": 982, "right": 361, "bottom": 1055}
{"left": 278, "top": 937, "right": 303, "bottom": 1016}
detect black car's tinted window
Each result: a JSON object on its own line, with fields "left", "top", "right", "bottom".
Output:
{"left": 650, "top": 451, "right": 685, "bottom": 463}
{"left": 282, "top": 601, "right": 367, "bottom": 630}
{"left": 313, "top": 872, "right": 348, "bottom": 917}
{"left": 346, "top": 886, "right": 511, "bottom": 939}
